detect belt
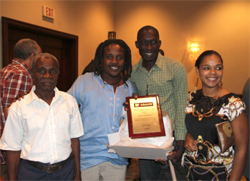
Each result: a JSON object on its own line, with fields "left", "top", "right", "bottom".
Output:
{"left": 25, "top": 154, "right": 74, "bottom": 173}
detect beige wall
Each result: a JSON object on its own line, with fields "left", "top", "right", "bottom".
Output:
{"left": 0, "top": 1, "right": 249, "bottom": 94}
{"left": 0, "top": 0, "right": 115, "bottom": 74}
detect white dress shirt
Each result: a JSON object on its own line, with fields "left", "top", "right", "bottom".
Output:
{"left": 0, "top": 86, "right": 84, "bottom": 164}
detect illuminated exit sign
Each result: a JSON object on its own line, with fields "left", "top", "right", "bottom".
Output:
{"left": 43, "top": 6, "right": 55, "bottom": 19}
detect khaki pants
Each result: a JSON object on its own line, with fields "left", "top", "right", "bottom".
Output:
{"left": 81, "top": 161, "right": 126, "bottom": 181}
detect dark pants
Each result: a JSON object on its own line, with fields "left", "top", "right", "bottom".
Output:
{"left": 18, "top": 159, "right": 75, "bottom": 180}
{"left": 139, "top": 159, "right": 165, "bottom": 181}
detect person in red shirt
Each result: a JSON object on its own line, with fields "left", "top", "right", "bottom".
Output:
{"left": 0, "top": 38, "right": 41, "bottom": 179}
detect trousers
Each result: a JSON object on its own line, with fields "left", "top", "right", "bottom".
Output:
{"left": 18, "top": 158, "right": 75, "bottom": 180}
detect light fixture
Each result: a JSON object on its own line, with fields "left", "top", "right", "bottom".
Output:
{"left": 186, "top": 41, "right": 202, "bottom": 62}
{"left": 188, "top": 42, "right": 200, "bottom": 53}
{"left": 181, "top": 40, "right": 203, "bottom": 73}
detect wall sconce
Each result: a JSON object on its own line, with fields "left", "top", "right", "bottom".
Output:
{"left": 181, "top": 41, "right": 203, "bottom": 73}
{"left": 188, "top": 42, "right": 200, "bottom": 53}
{"left": 182, "top": 40, "right": 204, "bottom": 73}
{"left": 187, "top": 41, "right": 201, "bottom": 61}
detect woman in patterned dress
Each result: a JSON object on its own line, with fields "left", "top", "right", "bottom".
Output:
{"left": 183, "top": 50, "right": 248, "bottom": 181}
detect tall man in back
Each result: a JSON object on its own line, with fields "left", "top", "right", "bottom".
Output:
{"left": 130, "top": 25, "right": 188, "bottom": 180}
{"left": 0, "top": 38, "right": 41, "bottom": 179}
{"left": 0, "top": 39, "right": 42, "bottom": 122}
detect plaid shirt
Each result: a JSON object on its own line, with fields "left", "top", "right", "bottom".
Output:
{"left": 0, "top": 59, "right": 33, "bottom": 164}
{"left": 130, "top": 54, "right": 188, "bottom": 140}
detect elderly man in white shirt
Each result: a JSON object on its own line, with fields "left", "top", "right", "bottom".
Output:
{"left": 0, "top": 53, "right": 84, "bottom": 180}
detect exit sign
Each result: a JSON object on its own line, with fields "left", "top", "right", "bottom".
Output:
{"left": 43, "top": 6, "right": 55, "bottom": 19}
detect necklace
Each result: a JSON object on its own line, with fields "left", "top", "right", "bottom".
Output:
{"left": 191, "top": 93, "right": 219, "bottom": 121}
{"left": 192, "top": 106, "right": 214, "bottom": 121}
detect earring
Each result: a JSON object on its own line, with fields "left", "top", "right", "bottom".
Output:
{"left": 194, "top": 77, "right": 199, "bottom": 93}
{"left": 219, "top": 80, "right": 223, "bottom": 88}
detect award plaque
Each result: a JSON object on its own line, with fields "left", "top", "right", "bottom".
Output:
{"left": 126, "top": 95, "right": 165, "bottom": 139}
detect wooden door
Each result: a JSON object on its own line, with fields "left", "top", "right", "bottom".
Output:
{"left": 2, "top": 17, "right": 78, "bottom": 92}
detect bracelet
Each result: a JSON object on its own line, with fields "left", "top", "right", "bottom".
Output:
{"left": 175, "top": 145, "right": 185, "bottom": 151}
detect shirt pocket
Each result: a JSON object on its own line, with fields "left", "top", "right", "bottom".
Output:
{"left": 53, "top": 109, "right": 72, "bottom": 134}
{"left": 22, "top": 111, "right": 48, "bottom": 141}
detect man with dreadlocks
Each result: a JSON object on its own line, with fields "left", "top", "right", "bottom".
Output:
{"left": 68, "top": 39, "right": 135, "bottom": 181}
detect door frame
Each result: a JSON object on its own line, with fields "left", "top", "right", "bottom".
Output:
{"left": 1, "top": 16, "right": 78, "bottom": 85}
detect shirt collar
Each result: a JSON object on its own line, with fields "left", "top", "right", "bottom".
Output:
{"left": 25, "top": 86, "right": 66, "bottom": 105}
{"left": 12, "top": 59, "right": 29, "bottom": 70}
{"left": 95, "top": 74, "right": 106, "bottom": 87}
{"left": 135, "top": 53, "right": 163, "bottom": 71}
{"left": 95, "top": 74, "right": 128, "bottom": 89}
{"left": 155, "top": 53, "right": 165, "bottom": 70}
{"left": 90, "top": 74, "right": 112, "bottom": 88}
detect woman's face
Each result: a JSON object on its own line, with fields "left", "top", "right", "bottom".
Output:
{"left": 196, "top": 54, "right": 223, "bottom": 89}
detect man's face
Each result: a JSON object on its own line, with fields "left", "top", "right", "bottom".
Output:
{"left": 32, "top": 57, "right": 59, "bottom": 93}
{"left": 101, "top": 44, "right": 125, "bottom": 82}
{"left": 136, "top": 29, "right": 161, "bottom": 63}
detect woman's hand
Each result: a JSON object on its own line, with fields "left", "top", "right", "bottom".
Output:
{"left": 184, "top": 132, "right": 197, "bottom": 152}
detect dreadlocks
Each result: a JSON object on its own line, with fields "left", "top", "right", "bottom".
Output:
{"left": 94, "top": 39, "right": 132, "bottom": 84}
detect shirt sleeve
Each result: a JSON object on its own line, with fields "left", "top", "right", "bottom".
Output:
{"left": 219, "top": 97, "right": 246, "bottom": 122}
{"left": 0, "top": 103, "right": 23, "bottom": 150}
{"left": 67, "top": 76, "right": 82, "bottom": 102}
{"left": 70, "top": 96, "right": 84, "bottom": 138}
{"left": 172, "top": 63, "right": 188, "bottom": 140}
{"left": 2, "top": 73, "right": 32, "bottom": 108}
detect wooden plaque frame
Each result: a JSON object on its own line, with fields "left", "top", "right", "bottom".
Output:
{"left": 126, "top": 95, "right": 165, "bottom": 139}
